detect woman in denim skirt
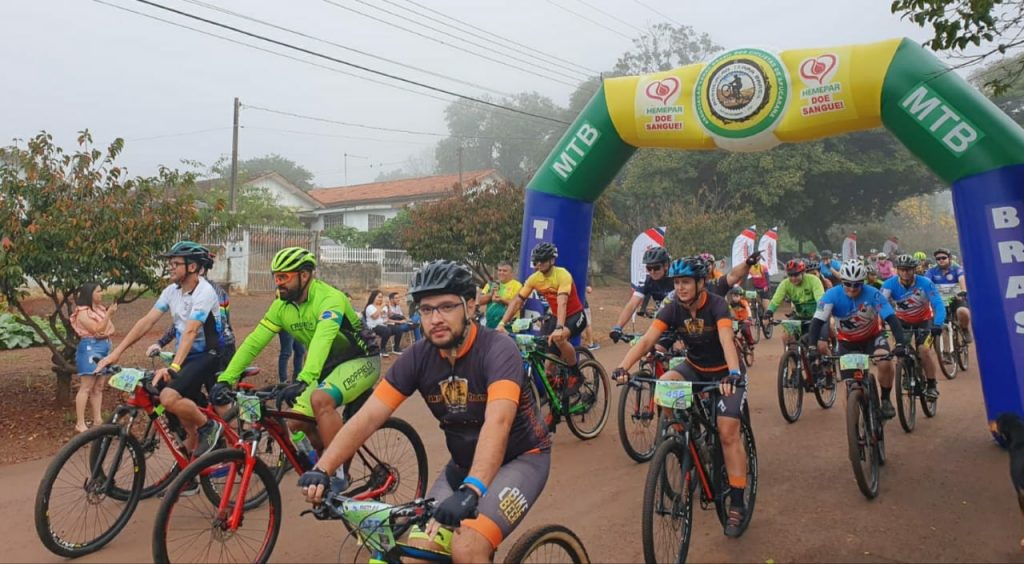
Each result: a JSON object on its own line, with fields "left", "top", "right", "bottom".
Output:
{"left": 70, "top": 283, "right": 117, "bottom": 432}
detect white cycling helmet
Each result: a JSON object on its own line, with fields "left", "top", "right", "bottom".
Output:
{"left": 876, "top": 252, "right": 887, "bottom": 259}
{"left": 838, "top": 259, "right": 867, "bottom": 282}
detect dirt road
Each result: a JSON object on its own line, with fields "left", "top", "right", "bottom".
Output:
{"left": 3, "top": 289, "right": 1022, "bottom": 562}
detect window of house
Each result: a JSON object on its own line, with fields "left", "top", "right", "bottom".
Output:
{"left": 323, "top": 213, "right": 346, "bottom": 228}
{"left": 368, "top": 213, "right": 386, "bottom": 230}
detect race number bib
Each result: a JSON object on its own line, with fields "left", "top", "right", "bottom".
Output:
{"left": 839, "top": 354, "right": 871, "bottom": 371}
{"left": 237, "top": 393, "right": 262, "bottom": 423}
{"left": 108, "top": 368, "right": 145, "bottom": 392}
{"left": 654, "top": 380, "right": 693, "bottom": 409}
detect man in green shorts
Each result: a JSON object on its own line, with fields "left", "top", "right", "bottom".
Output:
{"left": 211, "top": 247, "right": 380, "bottom": 450}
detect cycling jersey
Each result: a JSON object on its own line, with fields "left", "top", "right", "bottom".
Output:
{"left": 154, "top": 277, "right": 224, "bottom": 357}
{"left": 520, "top": 266, "right": 584, "bottom": 317}
{"left": 924, "top": 265, "right": 965, "bottom": 287}
{"left": 880, "top": 275, "right": 946, "bottom": 326}
{"left": 482, "top": 279, "right": 522, "bottom": 329}
{"left": 653, "top": 291, "right": 732, "bottom": 371}
{"left": 707, "top": 274, "right": 732, "bottom": 297}
{"left": 728, "top": 297, "right": 751, "bottom": 322}
{"left": 374, "top": 324, "right": 551, "bottom": 470}
{"left": 767, "top": 275, "right": 825, "bottom": 319}
{"left": 219, "top": 279, "right": 373, "bottom": 387}
{"left": 820, "top": 258, "right": 841, "bottom": 279}
{"left": 814, "top": 285, "right": 895, "bottom": 342}
{"left": 632, "top": 275, "right": 674, "bottom": 304}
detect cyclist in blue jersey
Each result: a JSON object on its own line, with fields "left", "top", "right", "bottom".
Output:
{"left": 808, "top": 260, "right": 909, "bottom": 419}
{"left": 924, "top": 247, "right": 972, "bottom": 344}
{"left": 881, "top": 254, "right": 946, "bottom": 400}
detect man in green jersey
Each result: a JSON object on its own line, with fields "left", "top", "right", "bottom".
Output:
{"left": 211, "top": 247, "right": 380, "bottom": 450}
{"left": 763, "top": 259, "right": 826, "bottom": 345}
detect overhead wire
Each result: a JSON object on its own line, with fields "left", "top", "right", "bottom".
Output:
{"left": 126, "top": 127, "right": 232, "bottom": 142}
{"left": 631, "top": 0, "right": 682, "bottom": 27}
{"left": 240, "top": 126, "right": 437, "bottom": 145}
{"left": 570, "top": 0, "right": 647, "bottom": 35}
{"left": 128, "top": 0, "right": 571, "bottom": 125}
{"left": 320, "top": 0, "right": 580, "bottom": 88}
{"left": 546, "top": 0, "right": 634, "bottom": 41}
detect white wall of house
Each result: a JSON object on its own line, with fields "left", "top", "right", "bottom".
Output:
{"left": 341, "top": 208, "right": 399, "bottom": 231}
{"left": 249, "top": 177, "right": 316, "bottom": 211}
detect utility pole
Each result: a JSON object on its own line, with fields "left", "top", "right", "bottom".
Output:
{"left": 229, "top": 97, "right": 240, "bottom": 212}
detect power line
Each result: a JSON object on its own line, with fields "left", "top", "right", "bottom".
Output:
{"left": 320, "top": 0, "right": 580, "bottom": 88}
{"left": 129, "top": 0, "right": 570, "bottom": 125}
{"left": 127, "top": 126, "right": 232, "bottom": 142}
{"left": 396, "top": 0, "right": 600, "bottom": 77}
{"left": 571, "top": 0, "right": 647, "bottom": 34}
{"left": 546, "top": 0, "right": 634, "bottom": 40}
{"left": 178, "top": 0, "right": 517, "bottom": 99}
{"left": 631, "top": 0, "right": 682, "bottom": 27}
{"left": 240, "top": 126, "right": 436, "bottom": 146}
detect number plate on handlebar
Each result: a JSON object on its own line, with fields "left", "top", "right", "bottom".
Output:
{"left": 781, "top": 320, "right": 803, "bottom": 337}
{"left": 839, "top": 354, "right": 870, "bottom": 371}
{"left": 237, "top": 393, "right": 262, "bottom": 423}
{"left": 510, "top": 317, "right": 533, "bottom": 333}
{"left": 654, "top": 380, "right": 693, "bottom": 409}
{"left": 513, "top": 334, "right": 536, "bottom": 351}
{"left": 341, "top": 500, "right": 396, "bottom": 550}
{"left": 108, "top": 368, "right": 146, "bottom": 392}
{"left": 744, "top": 290, "right": 758, "bottom": 300}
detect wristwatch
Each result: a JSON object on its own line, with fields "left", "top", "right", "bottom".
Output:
{"left": 555, "top": 325, "right": 566, "bottom": 331}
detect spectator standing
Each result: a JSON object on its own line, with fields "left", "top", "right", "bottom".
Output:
{"left": 71, "top": 283, "right": 116, "bottom": 433}
{"left": 478, "top": 261, "right": 523, "bottom": 329}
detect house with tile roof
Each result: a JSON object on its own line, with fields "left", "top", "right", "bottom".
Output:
{"left": 304, "top": 169, "right": 502, "bottom": 231}
{"left": 194, "top": 171, "right": 322, "bottom": 212}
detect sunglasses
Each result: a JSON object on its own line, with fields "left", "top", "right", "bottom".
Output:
{"left": 935, "top": 256, "right": 949, "bottom": 261}
{"left": 646, "top": 264, "right": 664, "bottom": 272}
{"left": 273, "top": 271, "right": 298, "bottom": 284}
{"left": 842, "top": 281, "right": 864, "bottom": 289}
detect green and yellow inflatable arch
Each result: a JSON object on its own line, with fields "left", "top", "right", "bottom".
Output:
{"left": 519, "top": 38, "right": 1024, "bottom": 434}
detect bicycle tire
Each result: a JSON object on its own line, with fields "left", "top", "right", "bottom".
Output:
{"left": 346, "top": 416, "right": 429, "bottom": 504}
{"left": 617, "top": 377, "right": 659, "bottom": 463}
{"left": 812, "top": 362, "right": 837, "bottom": 409}
{"left": 574, "top": 345, "right": 596, "bottom": 365}
{"left": 776, "top": 350, "right": 803, "bottom": 423}
{"left": 35, "top": 424, "right": 145, "bottom": 558}
{"left": 937, "top": 325, "right": 958, "bottom": 379}
{"left": 737, "top": 337, "right": 755, "bottom": 367}
{"left": 641, "top": 438, "right": 694, "bottom": 564}
{"left": 895, "top": 358, "right": 917, "bottom": 432}
{"left": 566, "top": 359, "right": 610, "bottom": 440}
{"left": 751, "top": 303, "right": 763, "bottom": 344}
{"left": 503, "top": 524, "right": 591, "bottom": 564}
{"left": 117, "top": 414, "right": 181, "bottom": 499}
{"left": 153, "top": 449, "right": 281, "bottom": 564}
{"left": 920, "top": 377, "right": 938, "bottom": 418}
{"left": 846, "top": 388, "right": 879, "bottom": 499}
{"left": 954, "top": 328, "right": 969, "bottom": 371}
{"left": 712, "top": 416, "right": 757, "bottom": 536}
{"left": 198, "top": 430, "right": 288, "bottom": 511}
{"left": 762, "top": 317, "right": 774, "bottom": 340}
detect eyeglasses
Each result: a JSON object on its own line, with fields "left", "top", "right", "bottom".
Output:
{"left": 842, "top": 281, "right": 864, "bottom": 289}
{"left": 167, "top": 260, "right": 186, "bottom": 269}
{"left": 646, "top": 264, "right": 664, "bottom": 272}
{"left": 417, "top": 302, "right": 464, "bottom": 317}
{"left": 531, "top": 259, "right": 550, "bottom": 266}
{"left": 273, "top": 271, "right": 297, "bottom": 284}
{"left": 935, "top": 256, "right": 949, "bottom": 261}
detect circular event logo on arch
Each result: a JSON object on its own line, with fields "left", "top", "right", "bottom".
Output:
{"left": 695, "top": 48, "right": 789, "bottom": 140}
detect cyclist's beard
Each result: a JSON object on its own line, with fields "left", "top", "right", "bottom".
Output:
{"left": 278, "top": 285, "right": 300, "bottom": 303}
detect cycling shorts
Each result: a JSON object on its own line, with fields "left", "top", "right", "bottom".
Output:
{"left": 666, "top": 362, "right": 748, "bottom": 420}
{"left": 836, "top": 334, "right": 891, "bottom": 355}
{"left": 292, "top": 355, "right": 381, "bottom": 417}
{"left": 542, "top": 311, "right": 587, "bottom": 355}
{"left": 167, "top": 350, "right": 221, "bottom": 407}
{"left": 900, "top": 320, "right": 933, "bottom": 347}
{"left": 425, "top": 450, "right": 550, "bottom": 550}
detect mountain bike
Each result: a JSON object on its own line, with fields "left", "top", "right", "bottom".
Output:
{"left": 895, "top": 327, "right": 938, "bottom": 433}
{"left": 614, "top": 331, "right": 684, "bottom": 463}
{"left": 152, "top": 383, "right": 428, "bottom": 563}
{"left": 772, "top": 319, "right": 838, "bottom": 424}
{"left": 827, "top": 351, "right": 893, "bottom": 500}
{"left": 639, "top": 378, "right": 757, "bottom": 564}
{"left": 509, "top": 320, "right": 610, "bottom": 440}
{"left": 34, "top": 361, "right": 258, "bottom": 558}
{"left": 302, "top": 483, "right": 590, "bottom": 563}
{"left": 746, "top": 291, "right": 767, "bottom": 343}
{"left": 733, "top": 320, "right": 755, "bottom": 367}
{"left": 935, "top": 287, "right": 970, "bottom": 378}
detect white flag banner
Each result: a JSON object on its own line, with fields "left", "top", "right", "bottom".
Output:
{"left": 842, "top": 233, "right": 858, "bottom": 261}
{"left": 630, "top": 227, "right": 666, "bottom": 290}
{"left": 757, "top": 227, "right": 780, "bottom": 276}
{"left": 731, "top": 225, "right": 757, "bottom": 269}
{"left": 882, "top": 236, "right": 899, "bottom": 257}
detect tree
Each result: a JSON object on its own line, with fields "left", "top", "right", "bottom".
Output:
{"left": 612, "top": 22, "right": 721, "bottom": 76}
{"left": 400, "top": 182, "right": 524, "bottom": 281}
{"left": 0, "top": 131, "right": 200, "bottom": 404}
{"left": 193, "top": 180, "right": 303, "bottom": 228}
{"left": 211, "top": 154, "right": 315, "bottom": 190}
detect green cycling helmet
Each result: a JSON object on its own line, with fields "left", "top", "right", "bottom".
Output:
{"left": 912, "top": 251, "right": 928, "bottom": 262}
{"left": 159, "top": 240, "right": 210, "bottom": 261}
{"left": 271, "top": 247, "right": 317, "bottom": 272}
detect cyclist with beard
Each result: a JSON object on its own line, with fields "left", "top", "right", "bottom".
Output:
{"left": 299, "top": 260, "right": 551, "bottom": 563}
{"left": 211, "top": 247, "right": 379, "bottom": 452}
{"left": 610, "top": 246, "right": 672, "bottom": 345}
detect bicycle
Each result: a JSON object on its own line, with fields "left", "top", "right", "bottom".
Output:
{"left": 639, "top": 377, "right": 757, "bottom": 564}
{"left": 151, "top": 382, "right": 428, "bottom": 563}
{"left": 613, "top": 331, "right": 684, "bottom": 463}
{"left": 34, "top": 360, "right": 258, "bottom": 558}
{"left": 935, "top": 287, "right": 970, "bottom": 379}
{"left": 895, "top": 327, "right": 938, "bottom": 433}
{"left": 733, "top": 320, "right": 756, "bottom": 367}
{"left": 301, "top": 482, "right": 590, "bottom": 563}
{"left": 509, "top": 318, "right": 610, "bottom": 440}
{"left": 746, "top": 291, "right": 767, "bottom": 343}
{"left": 772, "top": 319, "right": 838, "bottom": 424}
{"left": 826, "top": 351, "right": 893, "bottom": 500}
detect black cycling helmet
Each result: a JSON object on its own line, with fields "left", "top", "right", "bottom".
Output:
{"left": 159, "top": 240, "right": 210, "bottom": 263}
{"left": 933, "top": 247, "right": 952, "bottom": 258}
{"left": 667, "top": 256, "right": 709, "bottom": 280}
{"left": 409, "top": 260, "right": 476, "bottom": 302}
{"left": 530, "top": 242, "right": 558, "bottom": 264}
{"left": 642, "top": 246, "right": 670, "bottom": 265}
{"left": 894, "top": 254, "right": 919, "bottom": 269}
{"left": 727, "top": 286, "right": 744, "bottom": 296}
{"left": 805, "top": 259, "right": 820, "bottom": 271}
{"left": 821, "top": 250, "right": 833, "bottom": 258}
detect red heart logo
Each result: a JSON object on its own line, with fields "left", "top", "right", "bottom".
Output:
{"left": 645, "top": 77, "right": 680, "bottom": 105}
{"left": 799, "top": 54, "right": 837, "bottom": 85}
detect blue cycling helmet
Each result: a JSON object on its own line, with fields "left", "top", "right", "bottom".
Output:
{"left": 667, "top": 257, "right": 708, "bottom": 280}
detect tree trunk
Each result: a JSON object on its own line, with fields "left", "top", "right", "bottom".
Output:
{"left": 55, "top": 369, "right": 73, "bottom": 406}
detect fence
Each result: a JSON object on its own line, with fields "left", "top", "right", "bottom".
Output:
{"left": 320, "top": 245, "right": 418, "bottom": 288}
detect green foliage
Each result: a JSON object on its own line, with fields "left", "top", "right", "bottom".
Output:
{"left": 400, "top": 182, "right": 524, "bottom": 281}
{"left": 211, "top": 154, "right": 315, "bottom": 190}
{"left": 612, "top": 22, "right": 721, "bottom": 76}
{"left": 0, "top": 312, "right": 64, "bottom": 350}
{"left": 0, "top": 130, "right": 198, "bottom": 390}
{"left": 324, "top": 210, "right": 410, "bottom": 249}
{"left": 194, "top": 180, "right": 303, "bottom": 228}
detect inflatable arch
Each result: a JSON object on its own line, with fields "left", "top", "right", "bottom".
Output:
{"left": 518, "top": 38, "right": 1024, "bottom": 433}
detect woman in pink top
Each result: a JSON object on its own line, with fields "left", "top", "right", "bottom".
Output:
{"left": 70, "top": 283, "right": 117, "bottom": 432}
{"left": 875, "top": 252, "right": 895, "bottom": 280}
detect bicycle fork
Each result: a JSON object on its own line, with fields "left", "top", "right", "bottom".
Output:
{"left": 219, "top": 442, "right": 261, "bottom": 531}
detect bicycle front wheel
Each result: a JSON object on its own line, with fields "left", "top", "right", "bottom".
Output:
{"left": 35, "top": 424, "right": 145, "bottom": 558}
{"left": 777, "top": 351, "right": 803, "bottom": 423}
{"left": 896, "top": 359, "right": 917, "bottom": 433}
{"left": 153, "top": 449, "right": 281, "bottom": 564}
{"left": 346, "top": 417, "right": 428, "bottom": 504}
{"left": 641, "top": 438, "right": 694, "bottom": 564}
{"left": 503, "top": 524, "right": 590, "bottom": 563}
{"left": 617, "top": 377, "right": 659, "bottom": 463}
{"left": 954, "top": 328, "right": 970, "bottom": 371}
{"left": 937, "top": 325, "right": 958, "bottom": 379}
{"left": 846, "top": 389, "right": 879, "bottom": 499}
{"left": 566, "top": 359, "right": 611, "bottom": 440}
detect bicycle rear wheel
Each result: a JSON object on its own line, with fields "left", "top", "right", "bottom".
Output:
{"left": 346, "top": 417, "right": 428, "bottom": 504}
{"left": 776, "top": 351, "right": 803, "bottom": 423}
{"left": 920, "top": 378, "right": 938, "bottom": 418}
{"left": 846, "top": 389, "right": 879, "bottom": 499}
{"left": 153, "top": 449, "right": 281, "bottom": 564}
{"left": 641, "top": 438, "right": 694, "bottom": 564}
{"left": 895, "top": 359, "right": 917, "bottom": 433}
{"left": 617, "top": 377, "right": 659, "bottom": 463}
{"left": 954, "top": 328, "right": 969, "bottom": 371}
{"left": 937, "top": 325, "right": 958, "bottom": 379}
{"left": 35, "top": 424, "right": 145, "bottom": 558}
{"left": 762, "top": 317, "right": 774, "bottom": 340}
{"left": 713, "top": 416, "right": 758, "bottom": 536}
{"left": 566, "top": 359, "right": 610, "bottom": 440}
{"left": 503, "top": 524, "right": 590, "bottom": 563}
